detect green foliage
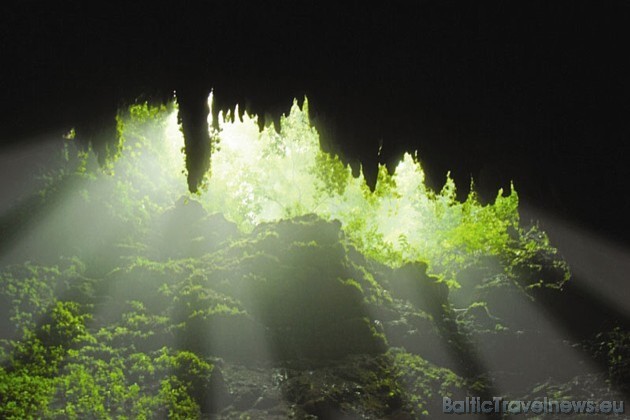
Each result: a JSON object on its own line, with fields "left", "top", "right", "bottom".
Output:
{"left": 37, "top": 301, "right": 90, "bottom": 349}
{"left": 31, "top": 95, "right": 566, "bottom": 290}
{"left": 594, "top": 327, "right": 630, "bottom": 392}
{"left": 0, "top": 367, "right": 55, "bottom": 419}
{"left": 0, "top": 95, "right": 579, "bottom": 418}
{"left": 389, "top": 349, "right": 466, "bottom": 417}
{"left": 313, "top": 150, "right": 349, "bottom": 197}
{"left": 9, "top": 301, "right": 90, "bottom": 377}
{"left": 0, "top": 263, "right": 60, "bottom": 334}
{"left": 104, "top": 301, "right": 172, "bottom": 353}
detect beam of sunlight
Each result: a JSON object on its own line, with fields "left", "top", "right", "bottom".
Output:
{"left": 0, "top": 138, "right": 66, "bottom": 215}
{"left": 521, "top": 203, "right": 630, "bottom": 320}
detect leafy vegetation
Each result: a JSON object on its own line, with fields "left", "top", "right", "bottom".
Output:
{"left": 2, "top": 96, "right": 624, "bottom": 418}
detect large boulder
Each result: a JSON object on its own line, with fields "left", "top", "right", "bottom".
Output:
{"left": 151, "top": 196, "right": 240, "bottom": 259}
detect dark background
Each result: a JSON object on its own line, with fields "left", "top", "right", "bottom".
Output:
{"left": 1, "top": 1, "right": 629, "bottom": 243}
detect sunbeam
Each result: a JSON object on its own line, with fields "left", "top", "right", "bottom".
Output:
{"left": 522, "top": 204, "right": 630, "bottom": 322}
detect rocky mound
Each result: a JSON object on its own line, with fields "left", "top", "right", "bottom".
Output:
{"left": 1, "top": 211, "right": 628, "bottom": 418}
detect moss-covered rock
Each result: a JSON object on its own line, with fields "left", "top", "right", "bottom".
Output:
{"left": 2, "top": 211, "right": 628, "bottom": 418}
{"left": 150, "top": 196, "right": 240, "bottom": 259}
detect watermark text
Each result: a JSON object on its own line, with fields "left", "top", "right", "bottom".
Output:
{"left": 443, "top": 397, "right": 625, "bottom": 415}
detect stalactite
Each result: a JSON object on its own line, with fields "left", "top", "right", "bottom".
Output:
{"left": 176, "top": 87, "right": 212, "bottom": 193}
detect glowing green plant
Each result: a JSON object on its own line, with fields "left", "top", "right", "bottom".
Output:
{"left": 56, "top": 95, "right": 561, "bottom": 288}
